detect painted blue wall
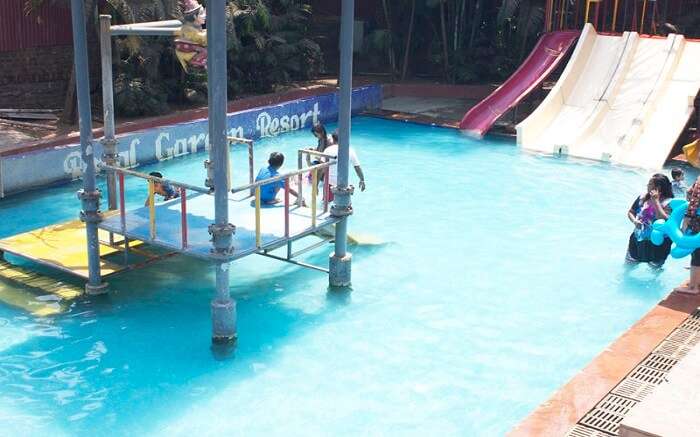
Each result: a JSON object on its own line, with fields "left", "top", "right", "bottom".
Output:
{"left": 0, "top": 84, "right": 382, "bottom": 196}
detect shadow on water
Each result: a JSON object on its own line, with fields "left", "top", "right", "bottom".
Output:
{"left": 0, "top": 235, "right": 391, "bottom": 432}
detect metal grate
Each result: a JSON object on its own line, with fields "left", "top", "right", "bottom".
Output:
{"left": 579, "top": 394, "right": 638, "bottom": 435}
{"left": 565, "top": 424, "right": 614, "bottom": 437}
{"left": 566, "top": 309, "right": 699, "bottom": 437}
{"left": 628, "top": 364, "right": 667, "bottom": 385}
{"left": 611, "top": 378, "right": 657, "bottom": 402}
{"left": 653, "top": 338, "right": 695, "bottom": 360}
{"left": 679, "top": 310, "right": 700, "bottom": 332}
{"left": 665, "top": 328, "right": 700, "bottom": 347}
{"left": 639, "top": 353, "right": 678, "bottom": 372}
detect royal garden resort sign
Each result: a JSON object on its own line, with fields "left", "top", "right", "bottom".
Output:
{"left": 0, "top": 85, "right": 381, "bottom": 196}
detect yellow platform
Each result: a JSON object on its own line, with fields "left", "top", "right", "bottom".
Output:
{"left": 0, "top": 260, "right": 82, "bottom": 316}
{"left": 0, "top": 219, "right": 133, "bottom": 279}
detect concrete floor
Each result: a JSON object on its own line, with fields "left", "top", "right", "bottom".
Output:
{"left": 0, "top": 126, "right": 39, "bottom": 152}
{"left": 381, "top": 96, "right": 476, "bottom": 122}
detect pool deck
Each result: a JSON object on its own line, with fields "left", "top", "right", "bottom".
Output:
{"left": 509, "top": 289, "right": 700, "bottom": 436}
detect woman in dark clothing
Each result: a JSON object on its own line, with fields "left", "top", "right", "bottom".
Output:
{"left": 626, "top": 174, "right": 674, "bottom": 266}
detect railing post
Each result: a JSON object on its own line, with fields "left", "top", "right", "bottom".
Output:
{"left": 148, "top": 179, "right": 156, "bottom": 240}
{"left": 255, "top": 186, "right": 261, "bottom": 248}
{"left": 285, "top": 177, "right": 292, "bottom": 259}
{"left": 284, "top": 178, "right": 290, "bottom": 238}
{"left": 248, "top": 141, "right": 255, "bottom": 198}
{"left": 297, "top": 150, "right": 303, "bottom": 207}
{"left": 180, "top": 188, "right": 188, "bottom": 249}
{"left": 311, "top": 168, "right": 318, "bottom": 229}
{"left": 323, "top": 166, "right": 330, "bottom": 213}
{"left": 118, "top": 172, "right": 126, "bottom": 232}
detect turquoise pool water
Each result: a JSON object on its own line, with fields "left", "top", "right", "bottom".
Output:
{"left": 0, "top": 117, "right": 691, "bottom": 436}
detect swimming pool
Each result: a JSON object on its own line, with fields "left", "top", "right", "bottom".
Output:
{"left": 0, "top": 116, "right": 690, "bottom": 436}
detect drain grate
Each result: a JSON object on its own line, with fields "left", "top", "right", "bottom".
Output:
{"left": 579, "top": 394, "right": 638, "bottom": 435}
{"left": 653, "top": 338, "right": 695, "bottom": 360}
{"left": 665, "top": 328, "right": 700, "bottom": 346}
{"left": 679, "top": 310, "right": 700, "bottom": 332}
{"left": 628, "top": 364, "right": 667, "bottom": 385}
{"left": 611, "top": 378, "right": 657, "bottom": 402}
{"left": 565, "top": 424, "right": 614, "bottom": 437}
{"left": 639, "top": 353, "right": 678, "bottom": 372}
{"left": 566, "top": 310, "right": 699, "bottom": 437}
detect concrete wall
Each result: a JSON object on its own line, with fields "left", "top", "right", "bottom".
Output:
{"left": 0, "top": 84, "right": 382, "bottom": 196}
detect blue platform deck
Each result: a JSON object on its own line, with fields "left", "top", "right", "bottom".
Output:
{"left": 99, "top": 193, "right": 339, "bottom": 261}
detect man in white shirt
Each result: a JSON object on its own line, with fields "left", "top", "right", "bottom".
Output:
{"left": 326, "top": 131, "right": 366, "bottom": 192}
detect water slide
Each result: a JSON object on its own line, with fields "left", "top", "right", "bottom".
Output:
{"left": 518, "top": 24, "right": 700, "bottom": 169}
{"left": 458, "top": 30, "right": 579, "bottom": 138}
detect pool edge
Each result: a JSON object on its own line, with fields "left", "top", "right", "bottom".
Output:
{"left": 508, "top": 287, "right": 700, "bottom": 437}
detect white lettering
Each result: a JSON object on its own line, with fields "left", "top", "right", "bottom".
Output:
{"left": 312, "top": 102, "right": 320, "bottom": 125}
{"left": 256, "top": 103, "right": 324, "bottom": 137}
{"left": 230, "top": 126, "right": 243, "bottom": 139}
{"left": 187, "top": 134, "right": 205, "bottom": 154}
{"left": 269, "top": 118, "right": 279, "bottom": 136}
{"left": 118, "top": 138, "right": 140, "bottom": 167}
{"left": 256, "top": 112, "right": 272, "bottom": 137}
{"left": 280, "top": 115, "right": 290, "bottom": 133}
{"left": 155, "top": 132, "right": 170, "bottom": 161}
{"left": 173, "top": 138, "right": 188, "bottom": 157}
{"left": 63, "top": 151, "right": 85, "bottom": 178}
{"left": 299, "top": 111, "right": 311, "bottom": 128}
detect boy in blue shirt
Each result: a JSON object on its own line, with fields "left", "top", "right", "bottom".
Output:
{"left": 255, "top": 152, "right": 303, "bottom": 205}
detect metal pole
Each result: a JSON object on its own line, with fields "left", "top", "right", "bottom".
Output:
{"left": 70, "top": 0, "right": 107, "bottom": 295}
{"left": 208, "top": 0, "right": 236, "bottom": 344}
{"left": 100, "top": 15, "right": 118, "bottom": 211}
{"left": 329, "top": 0, "right": 355, "bottom": 287}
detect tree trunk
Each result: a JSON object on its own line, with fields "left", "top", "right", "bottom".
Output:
{"left": 60, "top": 66, "right": 77, "bottom": 125}
{"left": 440, "top": 0, "right": 450, "bottom": 81}
{"left": 519, "top": 3, "right": 533, "bottom": 61}
{"left": 457, "top": 0, "right": 467, "bottom": 50}
{"left": 468, "top": 0, "right": 482, "bottom": 53}
{"left": 401, "top": 0, "right": 417, "bottom": 80}
{"left": 381, "top": 0, "right": 397, "bottom": 76}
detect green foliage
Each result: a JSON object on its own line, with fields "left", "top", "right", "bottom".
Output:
{"left": 227, "top": 0, "right": 323, "bottom": 94}
{"left": 372, "top": 0, "right": 546, "bottom": 84}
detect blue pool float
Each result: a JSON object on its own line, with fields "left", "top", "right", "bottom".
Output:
{"left": 651, "top": 199, "right": 700, "bottom": 258}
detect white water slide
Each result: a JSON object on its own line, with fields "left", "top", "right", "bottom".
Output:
{"left": 517, "top": 24, "right": 700, "bottom": 169}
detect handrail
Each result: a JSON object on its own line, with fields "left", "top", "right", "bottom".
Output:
{"left": 299, "top": 148, "right": 337, "bottom": 159}
{"left": 227, "top": 136, "right": 255, "bottom": 196}
{"left": 227, "top": 136, "right": 254, "bottom": 145}
{"left": 230, "top": 160, "right": 336, "bottom": 195}
{"left": 100, "top": 164, "right": 211, "bottom": 195}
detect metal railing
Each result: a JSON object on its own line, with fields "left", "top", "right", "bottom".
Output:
{"left": 230, "top": 158, "right": 336, "bottom": 251}
{"left": 102, "top": 163, "right": 208, "bottom": 251}
{"left": 227, "top": 136, "right": 255, "bottom": 197}
{"left": 101, "top": 148, "right": 336, "bottom": 255}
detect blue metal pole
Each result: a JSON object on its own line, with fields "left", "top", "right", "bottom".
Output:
{"left": 70, "top": 0, "right": 107, "bottom": 295}
{"left": 207, "top": 0, "right": 236, "bottom": 344}
{"left": 329, "top": 0, "right": 355, "bottom": 287}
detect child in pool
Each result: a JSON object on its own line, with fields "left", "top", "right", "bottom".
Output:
{"left": 626, "top": 174, "right": 673, "bottom": 266}
{"left": 255, "top": 152, "right": 304, "bottom": 205}
{"left": 671, "top": 167, "right": 687, "bottom": 198}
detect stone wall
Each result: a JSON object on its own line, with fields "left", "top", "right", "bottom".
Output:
{"left": 0, "top": 45, "right": 74, "bottom": 109}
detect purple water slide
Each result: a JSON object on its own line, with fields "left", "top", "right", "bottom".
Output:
{"left": 459, "top": 30, "right": 580, "bottom": 138}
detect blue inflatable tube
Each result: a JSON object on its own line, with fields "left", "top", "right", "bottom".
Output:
{"left": 651, "top": 199, "right": 700, "bottom": 258}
